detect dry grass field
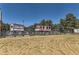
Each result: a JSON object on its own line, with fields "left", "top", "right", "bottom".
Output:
{"left": 0, "top": 34, "right": 79, "bottom": 55}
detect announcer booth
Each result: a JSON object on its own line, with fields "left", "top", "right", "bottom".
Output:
{"left": 10, "top": 24, "right": 24, "bottom": 36}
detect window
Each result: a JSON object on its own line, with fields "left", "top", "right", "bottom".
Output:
{"left": 49, "top": 26, "right": 51, "bottom": 29}
{"left": 46, "top": 26, "right": 48, "bottom": 29}
{"left": 11, "top": 26, "right": 13, "bottom": 28}
{"left": 43, "top": 26, "right": 44, "bottom": 29}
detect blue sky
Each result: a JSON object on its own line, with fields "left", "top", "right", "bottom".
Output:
{"left": 0, "top": 3, "right": 79, "bottom": 26}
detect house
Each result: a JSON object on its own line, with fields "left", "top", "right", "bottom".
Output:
{"left": 35, "top": 25, "right": 51, "bottom": 32}
{"left": 10, "top": 24, "right": 24, "bottom": 31}
{"left": 29, "top": 25, "right": 52, "bottom": 35}
{"left": 74, "top": 29, "right": 79, "bottom": 33}
{"left": 10, "top": 24, "right": 24, "bottom": 36}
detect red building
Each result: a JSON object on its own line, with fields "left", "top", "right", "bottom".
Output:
{"left": 35, "top": 25, "right": 51, "bottom": 32}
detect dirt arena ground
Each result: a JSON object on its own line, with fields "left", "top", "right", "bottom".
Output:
{"left": 0, "top": 34, "right": 79, "bottom": 55}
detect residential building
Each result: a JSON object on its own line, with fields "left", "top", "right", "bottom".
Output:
{"left": 10, "top": 24, "right": 24, "bottom": 36}
{"left": 35, "top": 25, "right": 51, "bottom": 32}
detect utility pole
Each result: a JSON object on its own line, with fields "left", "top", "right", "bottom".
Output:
{"left": 0, "top": 9, "right": 2, "bottom": 37}
{"left": 23, "top": 19, "right": 24, "bottom": 26}
{"left": 22, "top": 19, "right": 24, "bottom": 36}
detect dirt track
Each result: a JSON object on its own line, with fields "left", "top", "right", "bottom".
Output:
{"left": 0, "top": 34, "right": 79, "bottom": 55}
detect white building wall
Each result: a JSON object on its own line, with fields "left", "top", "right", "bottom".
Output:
{"left": 74, "top": 29, "right": 79, "bottom": 33}
{"left": 35, "top": 26, "right": 51, "bottom": 31}
{"left": 10, "top": 24, "right": 24, "bottom": 31}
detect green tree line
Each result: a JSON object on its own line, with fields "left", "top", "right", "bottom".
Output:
{"left": 2, "top": 13, "right": 79, "bottom": 33}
